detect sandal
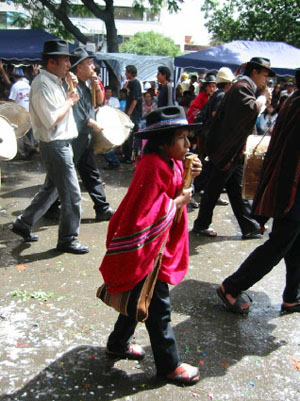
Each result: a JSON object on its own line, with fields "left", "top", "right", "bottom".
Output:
{"left": 165, "top": 363, "right": 200, "bottom": 385}
{"left": 242, "top": 227, "right": 263, "bottom": 240}
{"left": 216, "top": 286, "right": 252, "bottom": 314}
{"left": 281, "top": 299, "right": 300, "bottom": 313}
{"left": 105, "top": 343, "right": 145, "bottom": 360}
{"left": 192, "top": 227, "right": 217, "bottom": 237}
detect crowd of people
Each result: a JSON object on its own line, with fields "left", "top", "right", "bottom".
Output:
{"left": 1, "top": 39, "right": 299, "bottom": 386}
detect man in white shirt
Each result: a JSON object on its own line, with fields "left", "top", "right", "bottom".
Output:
{"left": 11, "top": 40, "right": 89, "bottom": 254}
{"left": 9, "top": 68, "right": 36, "bottom": 159}
{"left": 105, "top": 86, "right": 120, "bottom": 109}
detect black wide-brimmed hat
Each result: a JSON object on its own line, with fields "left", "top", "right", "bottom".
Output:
{"left": 135, "top": 106, "right": 201, "bottom": 139}
{"left": 43, "top": 40, "right": 71, "bottom": 56}
{"left": 246, "top": 57, "right": 275, "bottom": 77}
{"left": 70, "top": 47, "right": 95, "bottom": 68}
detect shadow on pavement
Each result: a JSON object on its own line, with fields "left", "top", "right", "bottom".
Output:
{"left": 0, "top": 345, "right": 163, "bottom": 401}
{"left": 0, "top": 224, "right": 59, "bottom": 268}
{"left": 0, "top": 280, "right": 284, "bottom": 400}
{"left": 170, "top": 279, "right": 284, "bottom": 380}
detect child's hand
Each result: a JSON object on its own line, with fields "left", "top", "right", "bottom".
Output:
{"left": 191, "top": 157, "right": 202, "bottom": 178}
{"left": 174, "top": 187, "right": 192, "bottom": 209}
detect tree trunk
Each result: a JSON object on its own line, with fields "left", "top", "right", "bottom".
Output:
{"left": 81, "top": 0, "right": 119, "bottom": 52}
{"left": 104, "top": 16, "right": 119, "bottom": 52}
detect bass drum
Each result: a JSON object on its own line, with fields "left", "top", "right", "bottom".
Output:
{"left": 93, "top": 105, "right": 134, "bottom": 154}
{"left": 242, "top": 134, "right": 270, "bottom": 200}
{"left": 0, "top": 101, "right": 31, "bottom": 138}
{"left": 0, "top": 116, "right": 17, "bottom": 161}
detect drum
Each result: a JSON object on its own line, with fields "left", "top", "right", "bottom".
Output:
{"left": 0, "top": 101, "right": 31, "bottom": 138}
{"left": 93, "top": 105, "right": 134, "bottom": 154}
{"left": 242, "top": 134, "right": 271, "bottom": 200}
{"left": 0, "top": 116, "right": 18, "bottom": 161}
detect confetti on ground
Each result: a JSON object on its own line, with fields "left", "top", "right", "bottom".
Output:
{"left": 10, "top": 290, "right": 54, "bottom": 301}
{"left": 220, "top": 361, "right": 229, "bottom": 369}
{"left": 16, "top": 264, "right": 27, "bottom": 270}
{"left": 289, "top": 356, "right": 300, "bottom": 370}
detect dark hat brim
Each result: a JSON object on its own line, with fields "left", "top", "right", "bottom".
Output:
{"left": 71, "top": 54, "right": 95, "bottom": 69}
{"left": 43, "top": 51, "right": 72, "bottom": 57}
{"left": 247, "top": 61, "right": 276, "bottom": 77}
{"left": 135, "top": 122, "right": 201, "bottom": 139}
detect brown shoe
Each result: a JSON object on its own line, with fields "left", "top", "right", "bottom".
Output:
{"left": 166, "top": 363, "right": 200, "bottom": 385}
{"left": 105, "top": 343, "right": 145, "bottom": 360}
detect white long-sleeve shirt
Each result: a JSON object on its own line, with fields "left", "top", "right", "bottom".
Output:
{"left": 29, "top": 69, "right": 78, "bottom": 142}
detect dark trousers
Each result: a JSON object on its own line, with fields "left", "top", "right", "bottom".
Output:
{"left": 107, "top": 280, "right": 181, "bottom": 376}
{"left": 194, "top": 161, "right": 260, "bottom": 235}
{"left": 20, "top": 140, "right": 81, "bottom": 244}
{"left": 76, "top": 147, "right": 109, "bottom": 214}
{"left": 122, "top": 120, "right": 139, "bottom": 160}
{"left": 223, "top": 217, "right": 300, "bottom": 303}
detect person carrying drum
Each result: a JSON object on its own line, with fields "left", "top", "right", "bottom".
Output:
{"left": 11, "top": 40, "right": 89, "bottom": 254}
{"left": 193, "top": 57, "right": 274, "bottom": 239}
{"left": 217, "top": 68, "right": 300, "bottom": 315}
{"left": 69, "top": 47, "right": 114, "bottom": 222}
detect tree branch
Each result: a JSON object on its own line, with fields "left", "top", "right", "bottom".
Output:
{"left": 39, "top": 0, "right": 88, "bottom": 43}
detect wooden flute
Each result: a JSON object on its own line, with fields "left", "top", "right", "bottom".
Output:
{"left": 175, "top": 153, "right": 198, "bottom": 223}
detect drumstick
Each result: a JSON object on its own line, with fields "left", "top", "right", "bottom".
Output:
{"left": 175, "top": 153, "right": 198, "bottom": 223}
{"left": 91, "top": 72, "right": 97, "bottom": 108}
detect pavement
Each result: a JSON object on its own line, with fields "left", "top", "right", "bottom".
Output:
{"left": 0, "top": 154, "right": 299, "bottom": 401}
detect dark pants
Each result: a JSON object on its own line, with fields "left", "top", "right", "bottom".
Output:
{"left": 122, "top": 120, "right": 139, "bottom": 161}
{"left": 223, "top": 217, "right": 300, "bottom": 303}
{"left": 76, "top": 147, "right": 109, "bottom": 214}
{"left": 19, "top": 140, "right": 81, "bottom": 244}
{"left": 103, "top": 150, "right": 120, "bottom": 167}
{"left": 194, "top": 160, "right": 212, "bottom": 193}
{"left": 107, "top": 280, "right": 181, "bottom": 376}
{"left": 194, "top": 161, "right": 260, "bottom": 235}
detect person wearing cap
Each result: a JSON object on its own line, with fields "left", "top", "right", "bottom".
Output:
{"left": 217, "top": 68, "right": 300, "bottom": 315}
{"left": 157, "top": 66, "right": 173, "bottom": 107}
{"left": 69, "top": 47, "right": 114, "bottom": 221}
{"left": 8, "top": 67, "right": 36, "bottom": 160}
{"left": 186, "top": 73, "right": 217, "bottom": 124}
{"left": 99, "top": 105, "right": 202, "bottom": 384}
{"left": 11, "top": 39, "right": 89, "bottom": 254}
{"left": 193, "top": 57, "right": 274, "bottom": 239}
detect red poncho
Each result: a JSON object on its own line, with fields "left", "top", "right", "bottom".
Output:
{"left": 99, "top": 153, "right": 189, "bottom": 293}
{"left": 186, "top": 92, "right": 209, "bottom": 124}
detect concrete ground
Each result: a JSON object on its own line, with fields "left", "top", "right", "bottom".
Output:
{"left": 0, "top": 154, "right": 299, "bottom": 401}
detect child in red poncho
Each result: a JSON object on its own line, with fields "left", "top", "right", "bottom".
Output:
{"left": 99, "top": 106, "right": 202, "bottom": 385}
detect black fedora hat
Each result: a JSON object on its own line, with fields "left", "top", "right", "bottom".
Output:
{"left": 70, "top": 47, "right": 94, "bottom": 68}
{"left": 43, "top": 40, "right": 71, "bottom": 56}
{"left": 135, "top": 106, "right": 200, "bottom": 139}
{"left": 246, "top": 57, "right": 275, "bottom": 77}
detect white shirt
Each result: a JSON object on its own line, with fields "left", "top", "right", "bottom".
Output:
{"left": 106, "top": 96, "right": 120, "bottom": 109}
{"left": 9, "top": 79, "right": 30, "bottom": 111}
{"left": 29, "top": 70, "right": 78, "bottom": 142}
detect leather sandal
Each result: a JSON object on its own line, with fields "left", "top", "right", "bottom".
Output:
{"left": 192, "top": 227, "right": 217, "bottom": 237}
{"left": 242, "top": 227, "right": 263, "bottom": 240}
{"left": 105, "top": 343, "right": 145, "bottom": 360}
{"left": 281, "top": 298, "right": 300, "bottom": 313}
{"left": 165, "top": 363, "right": 200, "bottom": 385}
{"left": 216, "top": 286, "right": 252, "bottom": 314}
